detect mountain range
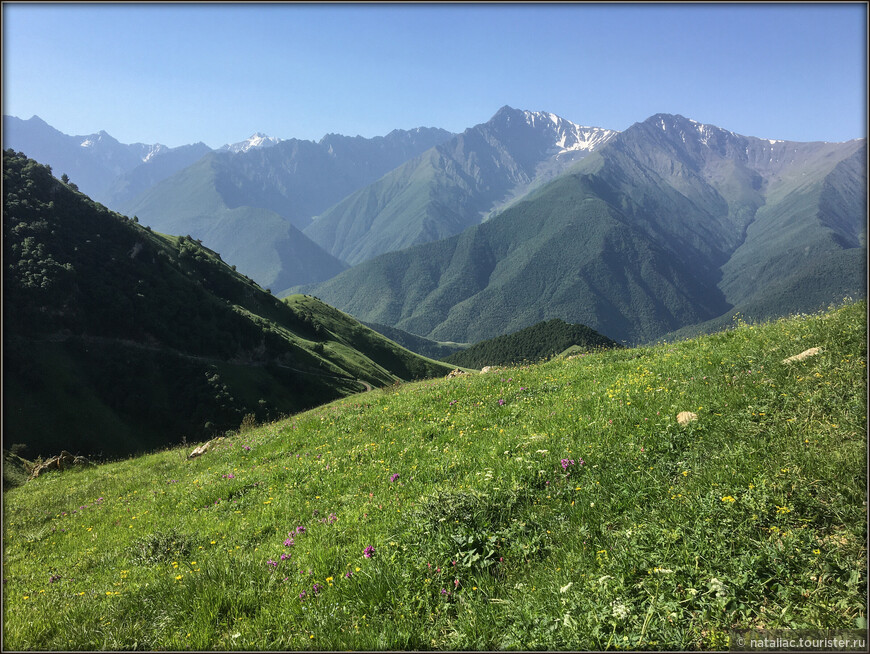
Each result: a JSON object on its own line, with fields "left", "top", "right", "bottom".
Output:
{"left": 297, "top": 114, "right": 866, "bottom": 344}
{"left": 4, "top": 109, "right": 865, "bottom": 348}
{"left": 1, "top": 114, "right": 212, "bottom": 207}
{"left": 301, "top": 106, "right": 617, "bottom": 265}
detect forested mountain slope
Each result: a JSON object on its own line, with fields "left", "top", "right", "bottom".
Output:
{"left": 3, "top": 150, "right": 453, "bottom": 458}
{"left": 298, "top": 114, "right": 865, "bottom": 345}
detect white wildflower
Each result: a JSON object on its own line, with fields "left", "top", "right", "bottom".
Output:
{"left": 611, "top": 600, "right": 631, "bottom": 621}
{"left": 709, "top": 577, "right": 727, "bottom": 597}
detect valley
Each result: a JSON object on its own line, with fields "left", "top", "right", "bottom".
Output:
{"left": 2, "top": 105, "right": 866, "bottom": 651}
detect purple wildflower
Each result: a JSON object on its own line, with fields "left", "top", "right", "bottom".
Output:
{"left": 390, "top": 473, "right": 400, "bottom": 483}
{"left": 344, "top": 571, "right": 353, "bottom": 578}
{"left": 364, "top": 545, "right": 375, "bottom": 559}
{"left": 299, "top": 590, "right": 307, "bottom": 599}
{"left": 440, "top": 588, "right": 448, "bottom": 595}
{"left": 267, "top": 559, "right": 278, "bottom": 567}
{"left": 295, "top": 526, "right": 306, "bottom": 534}
{"left": 312, "top": 583, "right": 323, "bottom": 595}
{"left": 560, "top": 458, "right": 575, "bottom": 470}
{"left": 280, "top": 553, "right": 291, "bottom": 561}
{"left": 498, "top": 398, "right": 505, "bottom": 406}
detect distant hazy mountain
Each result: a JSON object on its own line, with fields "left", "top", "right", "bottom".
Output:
{"left": 297, "top": 113, "right": 866, "bottom": 345}
{"left": 99, "top": 141, "right": 214, "bottom": 208}
{"left": 122, "top": 127, "right": 454, "bottom": 288}
{"left": 303, "top": 106, "right": 618, "bottom": 265}
{"left": 1, "top": 115, "right": 210, "bottom": 205}
{"left": 117, "top": 153, "right": 350, "bottom": 292}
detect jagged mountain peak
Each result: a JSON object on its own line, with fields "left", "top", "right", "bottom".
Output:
{"left": 220, "top": 132, "right": 283, "bottom": 154}
{"left": 485, "top": 106, "right": 618, "bottom": 155}
{"left": 79, "top": 130, "right": 122, "bottom": 148}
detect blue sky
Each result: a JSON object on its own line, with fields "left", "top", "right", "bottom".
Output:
{"left": 2, "top": 2, "right": 867, "bottom": 148}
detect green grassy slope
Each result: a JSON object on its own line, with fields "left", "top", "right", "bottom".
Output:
{"left": 3, "top": 150, "right": 453, "bottom": 458}
{"left": 3, "top": 301, "right": 865, "bottom": 650}
{"left": 443, "top": 318, "right": 621, "bottom": 369}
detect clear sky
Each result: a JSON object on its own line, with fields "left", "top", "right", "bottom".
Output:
{"left": 2, "top": 2, "right": 867, "bottom": 148}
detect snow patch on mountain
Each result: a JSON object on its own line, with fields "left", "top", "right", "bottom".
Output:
{"left": 221, "top": 133, "right": 282, "bottom": 153}
{"left": 142, "top": 144, "right": 170, "bottom": 162}
{"left": 521, "top": 110, "right": 617, "bottom": 155}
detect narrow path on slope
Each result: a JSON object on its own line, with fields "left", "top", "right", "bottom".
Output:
{"left": 39, "top": 332, "right": 375, "bottom": 393}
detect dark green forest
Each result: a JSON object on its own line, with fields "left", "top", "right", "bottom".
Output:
{"left": 443, "top": 318, "right": 620, "bottom": 368}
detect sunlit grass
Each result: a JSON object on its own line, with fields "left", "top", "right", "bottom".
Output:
{"left": 3, "top": 300, "right": 866, "bottom": 650}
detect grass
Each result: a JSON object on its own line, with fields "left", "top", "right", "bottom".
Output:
{"left": 2, "top": 300, "right": 866, "bottom": 650}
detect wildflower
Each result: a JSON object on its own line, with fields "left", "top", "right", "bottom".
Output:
{"left": 498, "top": 399, "right": 505, "bottom": 406}
{"left": 390, "top": 473, "right": 400, "bottom": 483}
{"left": 440, "top": 588, "right": 448, "bottom": 595}
{"left": 344, "top": 571, "right": 353, "bottom": 578}
{"left": 284, "top": 537, "right": 295, "bottom": 547}
{"left": 709, "top": 577, "right": 727, "bottom": 597}
{"left": 280, "top": 553, "right": 291, "bottom": 561}
{"left": 299, "top": 590, "right": 307, "bottom": 599}
{"left": 267, "top": 559, "right": 278, "bottom": 567}
{"left": 560, "top": 458, "right": 575, "bottom": 470}
{"left": 312, "top": 583, "right": 323, "bottom": 595}
{"left": 364, "top": 545, "right": 375, "bottom": 558}
{"left": 721, "top": 496, "right": 736, "bottom": 503}
{"left": 296, "top": 526, "right": 306, "bottom": 534}
{"left": 611, "top": 601, "right": 631, "bottom": 620}
{"left": 49, "top": 574, "right": 61, "bottom": 583}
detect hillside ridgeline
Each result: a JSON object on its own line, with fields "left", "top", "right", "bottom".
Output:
{"left": 3, "top": 150, "right": 453, "bottom": 458}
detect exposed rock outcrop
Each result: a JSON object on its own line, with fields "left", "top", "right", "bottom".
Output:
{"left": 29, "top": 451, "right": 93, "bottom": 479}
{"left": 783, "top": 347, "right": 822, "bottom": 364}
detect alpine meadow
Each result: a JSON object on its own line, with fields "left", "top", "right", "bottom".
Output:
{"left": 2, "top": 4, "right": 867, "bottom": 648}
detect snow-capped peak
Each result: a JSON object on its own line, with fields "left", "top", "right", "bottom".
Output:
{"left": 521, "top": 110, "right": 617, "bottom": 154}
{"left": 142, "top": 143, "right": 169, "bottom": 162}
{"left": 221, "top": 132, "right": 282, "bottom": 153}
